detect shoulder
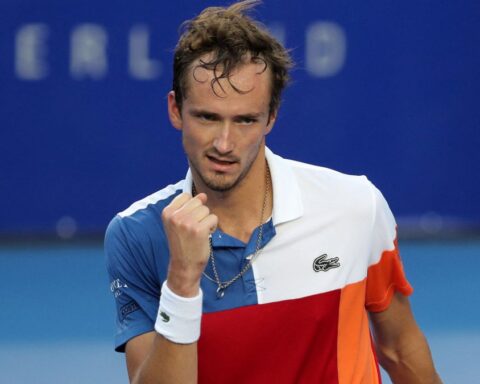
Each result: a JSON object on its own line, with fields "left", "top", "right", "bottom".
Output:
{"left": 285, "top": 157, "right": 377, "bottom": 212}
{"left": 117, "top": 179, "right": 185, "bottom": 220}
{"left": 104, "top": 180, "right": 184, "bottom": 271}
{"left": 111, "top": 179, "right": 184, "bottom": 233}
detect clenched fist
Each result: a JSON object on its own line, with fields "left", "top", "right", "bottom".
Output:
{"left": 161, "top": 192, "right": 218, "bottom": 297}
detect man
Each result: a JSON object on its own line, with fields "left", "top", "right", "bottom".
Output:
{"left": 105, "top": 1, "right": 442, "bottom": 383}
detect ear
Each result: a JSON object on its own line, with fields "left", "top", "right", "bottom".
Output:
{"left": 265, "top": 109, "right": 277, "bottom": 135}
{"left": 167, "top": 91, "right": 183, "bottom": 130}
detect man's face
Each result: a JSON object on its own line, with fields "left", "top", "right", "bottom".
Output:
{"left": 168, "top": 58, "right": 276, "bottom": 192}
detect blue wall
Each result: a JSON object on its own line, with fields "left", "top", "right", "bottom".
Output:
{"left": 1, "top": 1, "right": 479, "bottom": 236}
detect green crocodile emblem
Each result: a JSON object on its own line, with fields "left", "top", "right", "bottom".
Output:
{"left": 160, "top": 311, "right": 170, "bottom": 322}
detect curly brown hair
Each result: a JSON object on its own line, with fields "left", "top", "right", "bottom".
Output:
{"left": 173, "top": 0, "right": 293, "bottom": 115}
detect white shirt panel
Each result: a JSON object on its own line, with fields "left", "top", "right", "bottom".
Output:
{"left": 255, "top": 151, "right": 385, "bottom": 305}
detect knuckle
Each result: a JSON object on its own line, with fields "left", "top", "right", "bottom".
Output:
{"left": 161, "top": 208, "right": 170, "bottom": 220}
{"left": 178, "top": 220, "right": 191, "bottom": 231}
{"left": 170, "top": 214, "right": 184, "bottom": 227}
{"left": 191, "top": 226, "right": 204, "bottom": 237}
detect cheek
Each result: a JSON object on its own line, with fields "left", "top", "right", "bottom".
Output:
{"left": 244, "top": 129, "right": 266, "bottom": 148}
{"left": 241, "top": 132, "right": 265, "bottom": 158}
{"left": 182, "top": 126, "right": 208, "bottom": 153}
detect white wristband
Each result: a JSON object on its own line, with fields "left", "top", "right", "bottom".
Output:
{"left": 154, "top": 281, "right": 203, "bottom": 344}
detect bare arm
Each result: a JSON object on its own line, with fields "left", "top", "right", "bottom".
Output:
{"left": 126, "top": 332, "right": 198, "bottom": 384}
{"left": 126, "top": 192, "right": 217, "bottom": 384}
{"left": 370, "top": 292, "right": 442, "bottom": 384}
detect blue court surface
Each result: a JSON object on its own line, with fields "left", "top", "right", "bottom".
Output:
{"left": 0, "top": 240, "right": 479, "bottom": 383}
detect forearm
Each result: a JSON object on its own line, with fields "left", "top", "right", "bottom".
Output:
{"left": 132, "top": 333, "right": 198, "bottom": 384}
{"left": 128, "top": 280, "right": 203, "bottom": 384}
{"left": 370, "top": 293, "right": 442, "bottom": 384}
{"left": 378, "top": 330, "right": 442, "bottom": 384}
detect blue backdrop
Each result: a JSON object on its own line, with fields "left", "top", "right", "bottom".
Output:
{"left": 1, "top": 0, "right": 479, "bottom": 237}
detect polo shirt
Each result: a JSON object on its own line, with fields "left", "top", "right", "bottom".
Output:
{"left": 104, "top": 147, "right": 413, "bottom": 383}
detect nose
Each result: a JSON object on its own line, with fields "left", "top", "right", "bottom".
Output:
{"left": 213, "top": 122, "right": 234, "bottom": 154}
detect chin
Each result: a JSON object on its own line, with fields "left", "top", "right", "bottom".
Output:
{"left": 203, "top": 175, "right": 239, "bottom": 192}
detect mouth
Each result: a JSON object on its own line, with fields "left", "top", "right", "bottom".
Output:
{"left": 206, "top": 155, "right": 238, "bottom": 171}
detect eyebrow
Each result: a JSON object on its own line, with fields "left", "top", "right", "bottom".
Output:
{"left": 189, "top": 108, "right": 265, "bottom": 119}
{"left": 189, "top": 109, "right": 220, "bottom": 118}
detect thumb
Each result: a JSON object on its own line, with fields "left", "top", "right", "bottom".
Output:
{"left": 195, "top": 192, "right": 208, "bottom": 205}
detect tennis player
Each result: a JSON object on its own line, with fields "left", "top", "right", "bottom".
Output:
{"left": 105, "top": 1, "right": 442, "bottom": 383}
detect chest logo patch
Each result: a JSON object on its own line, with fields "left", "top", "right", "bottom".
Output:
{"left": 313, "top": 254, "right": 340, "bottom": 272}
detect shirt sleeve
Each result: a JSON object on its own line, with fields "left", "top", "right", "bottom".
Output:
{"left": 104, "top": 215, "right": 161, "bottom": 352}
{"left": 365, "top": 183, "right": 413, "bottom": 312}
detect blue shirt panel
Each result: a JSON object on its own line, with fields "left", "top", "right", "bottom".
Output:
{"left": 201, "top": 220, "right": 276, "bottom": 313}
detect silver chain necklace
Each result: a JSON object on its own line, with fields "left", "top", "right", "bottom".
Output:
{"left": 192, "top": 165, "right": 271, "bottom": 299}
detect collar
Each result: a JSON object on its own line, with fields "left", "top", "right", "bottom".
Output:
{"left": 182, "top": 146, "right": 304, "bottom": 226}
{"left": 265, "top": 147, "right": 303, "bottom": 225}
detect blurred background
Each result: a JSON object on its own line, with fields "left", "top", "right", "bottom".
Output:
{"left": 1, "top": 0, "right": 479, "bottom": 382}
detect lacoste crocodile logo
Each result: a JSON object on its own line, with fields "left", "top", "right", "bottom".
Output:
{"left": 313, "top": 254, "right": 340, "bottom": 272}
{"left": 160, "top": 311, "right": 170, "bottom": 322}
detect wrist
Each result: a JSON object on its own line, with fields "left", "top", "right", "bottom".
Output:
{"left": 155, "top": 281, "right": 203, "bottom": 344}
{"left": 166, "top": 270, "right": 202, "bottom": 298}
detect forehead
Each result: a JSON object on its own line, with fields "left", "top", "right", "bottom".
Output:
{"left": 183, "top": 56, "right": 272, "bottom": 112}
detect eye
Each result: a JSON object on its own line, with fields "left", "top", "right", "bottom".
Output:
{"left": 236, "top": 117, "right": 257, "bottom": 125}
{"left": 199, "top": 113, "right": 217, "bottom": 121}
{"left": 193, "top": 112, "right": 218, "bottom": 122}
